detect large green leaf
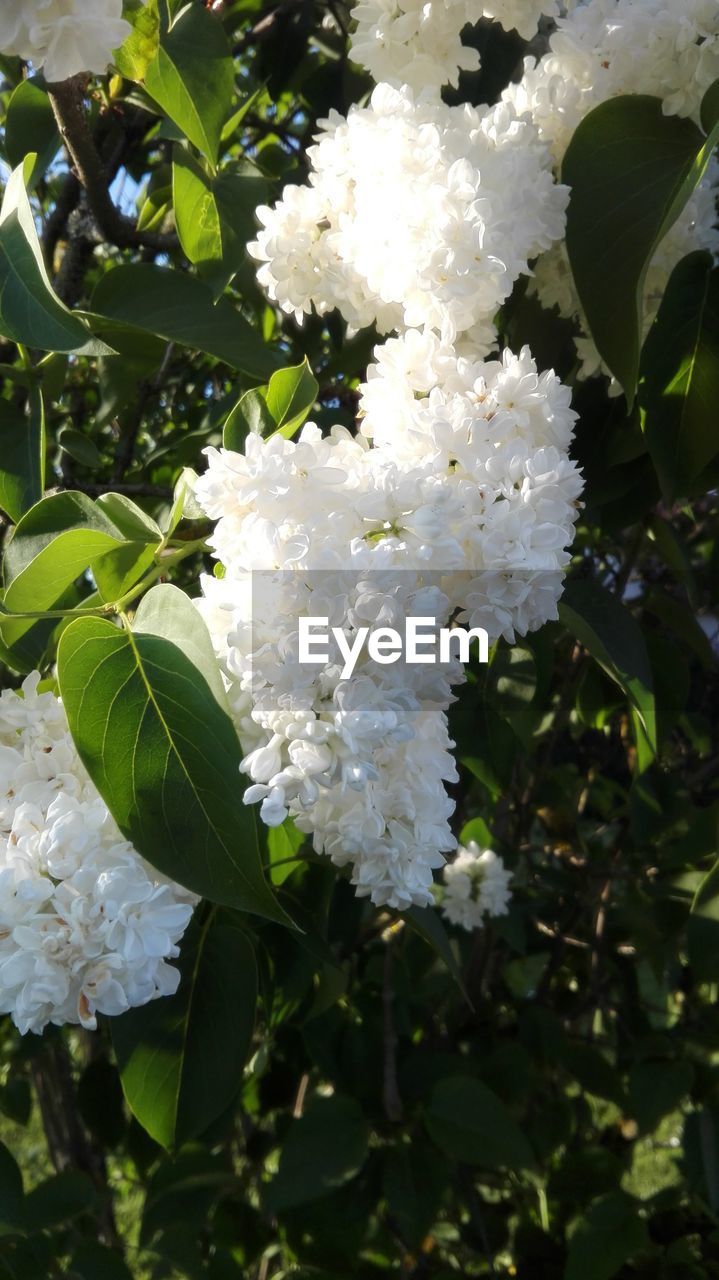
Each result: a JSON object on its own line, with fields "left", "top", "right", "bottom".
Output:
{"left": 564, "top": 87, "right": 719, "bottom": 401}
{"left": 114, "top": 0, "right": 160, "bottom": 82}
{"left": 4, "top": 79, "right": 60, "bottom": 187}
{"left": 173, "top": 150, "right": 266, "bottom": 296}
{"left": 112, "top": 911, "right": 257, "bottom": 1149}
{"left": 404, "top": 905, "right": 469, "bottom": 1000}
{"left": 0, "top": 387, "right": 44, "bottom": 524}
{"left": 57, "top": 584, "right": 287, "bottom": 922}
{"left": 639, "top": 251, "right": 719, "bottom": 499}
{"left": 424, "top": 1076, "right": 535, "bottom": 1170}
{"left": 0, "top": 162, "right": 107, "bottom": 355}
{"left": 688, "top": 854, "right": 719, "bottom": 981}
{"left": 70, "top": 1242, "right": 134, "bottom": 1280}
{"left": 144, "top": 1, "right": 234, "bottom": 168}
{"left": 0, "top": 1141, "right": 23, "bottom": 1235}
{"left": 90, "top": 265, "right": 277, "bottom": 379}
{"left": 565, "top": 1192, "right": 649, "bottom": 1280}
{"left": 264, "top": 1095, "right": 369, "bottom": 1213}
{"left": 1, "top": 492, "right": 123, "bottom": 650}
{"left": 559, "top": 580, "right": 657, "bottom": 752}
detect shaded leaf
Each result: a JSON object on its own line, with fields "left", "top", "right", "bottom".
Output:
{"left": 112, "top": 911, "right": 257, "bottom": 1149}
{"left": 640, "top": 251, "right": 719, "bottom": 499}
{"left": 0, "top": 388, "right": 44, "bottom": 523}
{"left": 264, "top": 1095, "right": 369, "bottom": 1212}
{"left": 559, "top": 579, "right": 656, "bottom": 751}
{"left": 564, "top": 88, "right": 719, "bottom": 400}
{"left": 424, "top": 1076, "right": 535, "bottom": 1170}
{"left": 565, "top": 1192, "right": 649, "bottom": 1280}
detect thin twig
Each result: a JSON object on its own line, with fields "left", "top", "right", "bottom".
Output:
{"left": 47, "top": 77, "right": 178, "bottom": 253}
{"left": 382, "top": 936, "right": 403, "bottom": 1123}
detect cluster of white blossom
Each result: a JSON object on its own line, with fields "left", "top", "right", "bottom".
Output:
{"left": 349, "top": 0, "right": 561, "bottom": 93}
{"left": 195, "top": 334, "right": 582, "bottom": 910}
{"left": 504, "top": 0, "right": 719, "bottom": 383}
{"left": 0, "top": 675, "right": 196, "bottom": 1035}
{"left": 249, "top": 84, "right": 568, "bottom": 348}
{"left": 0, "top": 0, "right": 133, "bottom": 83}
{"left": 439, "top": 841, "right": 513, "bottom": 930}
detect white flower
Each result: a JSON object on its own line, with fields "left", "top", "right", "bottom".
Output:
{"left": 249, "top": 85, "right": 568, "bottom": 346}
{"left": 504, "top": 0, "right": 719, "bottom": 384}
{"left": 0, "top": 0, "right": 134, "bottom": 83}
{"left": 440, "top": 841, "right": 513, "bottom": 930}
{"left": 0, "top": 674, "right": 197, "bottom": 1035}
{"left": 194, "top": 337, "right": 582, "bottom": 912}
{"left": 350, "top": 0, "right": 561, "bottom": 94}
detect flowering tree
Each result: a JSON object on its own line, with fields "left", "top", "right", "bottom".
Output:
{"left": 0, "top": 1, "right": 718, "bottom": 1276}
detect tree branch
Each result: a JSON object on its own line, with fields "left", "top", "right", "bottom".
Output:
{"left": 30, "top": 1036, "right": 123, "bottom": 1252}
{"left": 47, "top": 77, "right": 178, "bottom": 254}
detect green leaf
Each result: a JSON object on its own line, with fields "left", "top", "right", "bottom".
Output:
{"left": 0, "top": 161, "right": 109, "bottom": 355}
{"left": 90, "top": 265, "right": 278, "bottom": 379}
{"left": 70, "top": 1241, "right": 134, "bottom": 1280}
{"left": 265, "top": 359, "right": 319, "bottom": 439}
{"left": 144, "top": 2, "right": 234, "bottom": 168}
{"left": 628, "top": 1060, "right": 693, "bottom": 1135}
{"left": 404, "top": 905, "right": 469, "bottom": 1001}
{"left": 564, "top": 88, "right": 719, "bottom": 401}
{"left": 92, "top": 541, "right": 158, "bottom": 604}
{"left": 223, "top": 387, "right": 274, "bottom": 449}
{"left": 57, "top": 584, "right": 287, "bottom": 922}
{"left": 112, "top": 911, "right": 257, "bottom": 1149}
{"left": 173, "top": 150, "right": 266, "bottom": 296}
{"left": 4, "top": 79, "right": 60, "bottom": 187}
{"left": 24, "top": 1173, "right": 96, "bottom": 1230}
{"left": 57, "top": 426, "right": 103, "bottom": 469}
{"left": 0, "top": 387, "right": 44, "bottom": 523}
{"left": 382, "top": 1142, "right": 448, "bottom": 1250}
{"left": 565, "top": 1192, "right": 649, "bottom": 1280}
{"left": 222, "top": 359, "right": 319, "bottom": 450}
{"left": 639, "top": 251, "right": 719, "bottom": 499}
{"left": 424, "top": 1076, "right": 535, "bottom": 1170}
{"left": 90, "top": 492, "right": 164, "bottom": 603}
{"left": 0, "top": 1141, "right": 23, "bottom": 1235}
{"left": 688, "top": 853, "right": 719, "bottom": 981}
{"left": 94, "top": 492, "right": 162, "bottom": 542}
{"left": 115, "top": 0, "right": 160, "bottom": 81}
{"left": 559, "top": 580, "right": 657, "bottom": 752}
{"left": 264, "top": 1095, "right": 369, "bottom": 1212}
{"left": 1, "top": 491, "right": 123, "bottom": 650}
{"left": 267, "top": 818, "right": 305, "bottom": 886}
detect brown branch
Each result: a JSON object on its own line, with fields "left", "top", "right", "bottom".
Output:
{"left": 30, "top": 1036, "right": 123, "bottom": 1252}
{"left": 47, "top": 77, "right": 178, "bottom": 253}
{"left": 382, "top": 936, "right": 403, "bottom": 1124}
{"left": 112, "top": 341, "right": 176, "bottom": 481}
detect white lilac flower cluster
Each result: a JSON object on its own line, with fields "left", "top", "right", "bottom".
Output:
{"left": 248, "top": 83, "right": 568, "bottom": 350}
{"left": 504, "top": 0, "right": 719, "bottom": 384}
{"left": 194, "top": 332, "right": 582, "bottom": 911}
{"left": 0, "top": 674, "right": 196, "bottom": 1035}
{"left": 349, "top": 0, "right": 562, "bottom": 93}
{"left": 0, "top": 0, "right": 133, "bottom": 83}
{"left": 439, "top": 841, "right": 513, "bottom": 930}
